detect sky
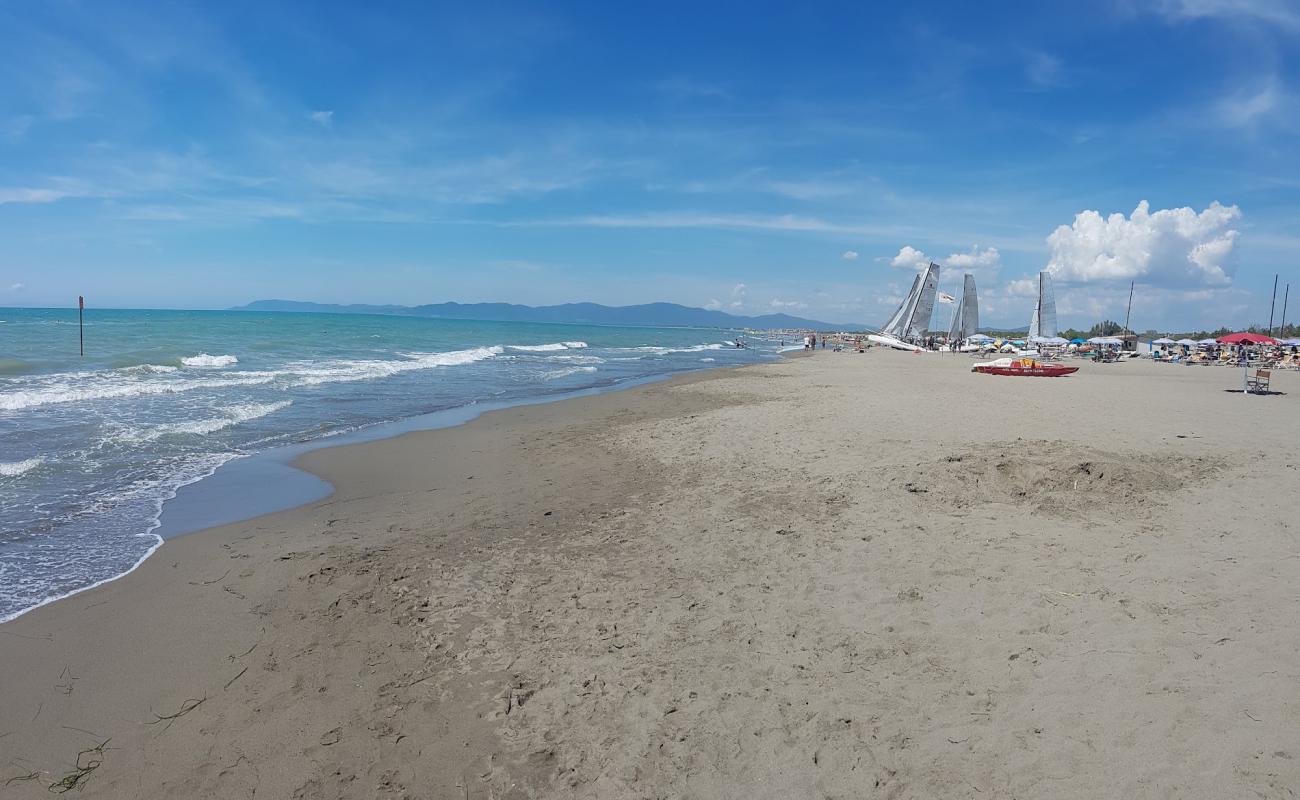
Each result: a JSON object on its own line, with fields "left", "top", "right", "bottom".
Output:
{"left": 1, "top": 0, "right": 1298, "bottom": 329}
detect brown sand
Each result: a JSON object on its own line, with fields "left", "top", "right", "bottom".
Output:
{"left": 2, "top": 353, "right": 1298, "bottom": 798}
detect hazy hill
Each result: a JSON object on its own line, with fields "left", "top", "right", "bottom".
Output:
{"left": 233, "top": 299, "right": 849, "bottom": 330}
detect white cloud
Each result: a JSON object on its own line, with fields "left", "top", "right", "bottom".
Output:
{"left": 770, "top": 299, "right": 809, "bottom": 311}
{"left": 889, "top": 244, "right": 999, "bottom": 275}
{"left": 945, "top": 245, "right": 1001, "bottom": 270}
{"left": 9, "top": 282, "right": 24, "bottom": 291}
{"left": 890, "top": 245, "right": 930, "bottom": 270}
{"left": 704, "top": 298, "right": 722, "bottom": 310}
{"left": 1213, "top": 82, "right": 1282, "bottom": 128}
{"left": 1044, "top": 200, "right": 1241, "bottom": 287}
{"left": 842, "top": 250, "right": 859, "bottom": 260}
{"left": 1025, "top": 51, "right": 1062, "bottom": 88}
{"left": 1155, "top": 0, "right": 1300, "bottom": 28}
{"left": 1005, "top": 278, "right": 1038, "bottom": 298}
{"left": 0, "top": 187, "right": 76, "bottom": 204}
{"left": 307, "top": 110, "right": 334, "bottom": 128}
{"left": 730, "top": 283, "right": 747, "bottom": 309}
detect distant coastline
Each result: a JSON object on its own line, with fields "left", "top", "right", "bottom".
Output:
{"left": 231, "top": 298, "right": 850, "bottom": 331}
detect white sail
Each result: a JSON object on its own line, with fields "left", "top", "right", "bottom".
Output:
{"left": 948, "top": 274, "right": 978, "bottom": 340}
{"left": 881, "top": 274, "right": 920, "bottom": 338}
{"left": 1027, "top": 271, "right": 1057, "bottom": 339}
{"left": 905, "top": 263, "right": 940, "bottom": 339}
{"left": 879, "top": 261, "right": 941, "bottom": 340}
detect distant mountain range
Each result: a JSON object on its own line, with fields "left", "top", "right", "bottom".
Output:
{"left": 231, "top": 299, "right": 849, "bottom": 330}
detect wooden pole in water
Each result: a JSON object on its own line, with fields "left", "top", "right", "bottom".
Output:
{"left": 78, "top": 295, "right": 84, "bottom": 356}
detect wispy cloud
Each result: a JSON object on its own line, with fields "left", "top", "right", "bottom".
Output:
{"left": 516, "top": 212, "right": 917, "bottom": 238}
{"left": 1024, "top": 51, "right": 1062, "bottom": 88}
{"left": 1153, "top": 0, "right": 1300, "bottom": 29}
{"left": 307, "top": 110, "right": 334, "bottom": 128}
{"left": 1212, "top": 81, "right": 1287, "bottom": 128}
{"left": 842, "top": 250, "right": 859, "bottom": 260}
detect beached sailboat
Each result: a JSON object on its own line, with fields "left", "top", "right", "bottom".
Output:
{"left": 946, "top": 273, "right": 979, "bottom": 348}
{"left": 1026, "top": 271, "right": 1058, "bottom": 341}
{"left": 870, "top": 262, "right": 940, "bottom": 351}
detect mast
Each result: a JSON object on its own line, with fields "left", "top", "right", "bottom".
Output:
{"left": 1123, "top": 280, "right": 1134, "bottom": 340}
{"left": 1269, "top": 274, "right": 1279, "bottom": 336}
{"left": 1281, "top": 283, "right": 1290, "bottom": 337}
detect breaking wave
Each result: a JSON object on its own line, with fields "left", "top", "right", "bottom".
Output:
{"left": 508, "top": 341, "right": 589, "bottom": 352}
{"left": 182, "top": 353, "right": 239, "bottom": 367}
{"left": 0, "top": 458, "right": 42, "bottom": 478}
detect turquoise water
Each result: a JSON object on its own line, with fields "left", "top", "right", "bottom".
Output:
{"left": 0, "top": 308, "right": 782, "bottom": 621}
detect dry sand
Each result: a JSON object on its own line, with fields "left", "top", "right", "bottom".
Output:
{"left": 2, "top": 352, "right": 1298, "bottom": 799}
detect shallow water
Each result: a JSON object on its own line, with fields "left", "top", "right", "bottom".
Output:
{"left": 0, "top": 308, "right": 780, "bottom": 620}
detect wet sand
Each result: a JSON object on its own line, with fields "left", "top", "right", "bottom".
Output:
{"left": 2, "top": 352, "right": 1298, "bottom": 798}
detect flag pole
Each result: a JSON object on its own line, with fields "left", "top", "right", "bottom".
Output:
{"left": 78, "top": 296, "right": 84, "bottom": 357}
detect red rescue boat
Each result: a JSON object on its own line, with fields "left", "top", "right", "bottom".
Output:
{"left": 972, "top": 357, "right": 1078, "bottom": 377}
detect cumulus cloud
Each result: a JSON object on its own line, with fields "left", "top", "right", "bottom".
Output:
{"left": 842, "top": 250, "right": 859, "bottom": 260}
{"left": 730, "top": 282, "right": 747, "bottom": 308}
{"left": 307, "top": 110, "right": 334, "bottom": 128}
{"left": 889, "top": 244, "right": 1000, "bottom": 276}
{"left": 889, "top": 246, "right": 930, "bottom": 270}
{"left": 704, "top": 298, "right": 722, "bottom": 310}
{"left": 945, "top": 245, "right": 1001, "bottom": 270}
{"left": 1044, "top": 200, "right": 1241, "bottom": 287}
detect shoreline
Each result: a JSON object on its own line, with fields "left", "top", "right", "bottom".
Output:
{"left": 2, "top": 351, "right": 1296, "bottom": 798}
{"left": 1, "top": 361, "right": 767, "bottom": 626}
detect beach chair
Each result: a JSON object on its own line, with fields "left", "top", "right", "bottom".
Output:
{"left": 1246, "top": 369, "right": 1271, "bottom": 394}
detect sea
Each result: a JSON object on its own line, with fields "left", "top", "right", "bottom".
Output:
{"left": 0, "top": 308, "right": 789, "bottom": 622}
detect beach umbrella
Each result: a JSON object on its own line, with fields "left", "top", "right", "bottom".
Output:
{"left": 1152, "top": 337, "right": 1176, "bottom": 345}
{"left": 967, "top": 333, "right": 994, "bottom": 342}
{"left": 1070, "top": 338, "right": 1086, "bottom": 344}
{"left": 1280, "top": 338, "right": 1300, "bottom": 346}
{"left": 1175, "top": 338, "right": 1197, "bottom": 346}
{"left": 1032, "top": 335, "right": 1069, "bottom": 345}
{"left": 1217, "top": 332, "right": 1279, "bottom": 345}
{"left": 1197, "top": 338, "right": 1218, "bottom": 346}
{"left": 1087, "top": 336, "right": 1122, "bottom": 345}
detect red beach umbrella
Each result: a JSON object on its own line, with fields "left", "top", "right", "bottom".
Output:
{"left": 1217, "top": 332, "right": 1279, "bottom": 345}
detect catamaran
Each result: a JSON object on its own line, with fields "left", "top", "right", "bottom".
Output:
{"left": 945, "top": 273, "right": 980, "bottom": 350}
{"left": 870, "top": 262, "right": 940, "bottom": 351}
{"left": 1026, "top": 270, "right": 1058, "bottom": 341}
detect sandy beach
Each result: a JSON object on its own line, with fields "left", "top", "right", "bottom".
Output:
{"left": 2, "top": 351, "right": 1298, "bottom": 799}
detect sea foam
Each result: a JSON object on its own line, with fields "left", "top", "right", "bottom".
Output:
{"left": 508, "top": 341, "right": 589, "bottom": 352}
{"left": 182, "top": 354, "right": 239, "bottom": 367}
{"left": 129, "top": 401, "right": 293, "bottom": 441}
{"left": 0, "top": 458, "right": 42, "bottom": 477}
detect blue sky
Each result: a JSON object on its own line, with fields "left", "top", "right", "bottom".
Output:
{"left": 1, "top": 0, "right": 1298, "bottom": 328}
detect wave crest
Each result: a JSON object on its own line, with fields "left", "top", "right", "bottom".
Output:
{"left": 182, "top": 354, "right": 239, "bottom": 367}
{"left": 0, "top": 457, "right": 42, "bottom": 477}
{"left": 508, "top": 341, "right": 589, "bottom": 353}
